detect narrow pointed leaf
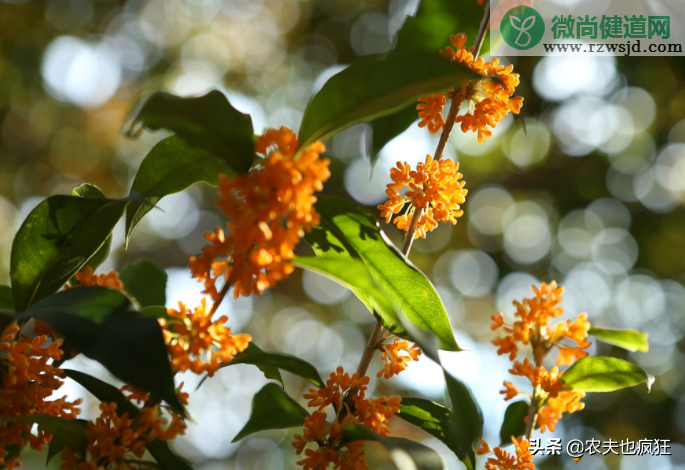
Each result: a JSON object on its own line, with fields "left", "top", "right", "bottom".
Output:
{"left": 498, "top": 401, "right": 529, "bottom": 446}
{"left": 299, "top": 52, "right": 479, "bottom": 146}
{"left": 10, "top": 194, "right": 133, "bottom": 311}
{"left": 342, "top": 424, "right": 445, "bottom": 470}
{"left": 17, "top": 416, "right": 87, "bottom": 461}
{"left": 0, "top": 286, "right": 13, "bottom": 311}
{"left": 128, "top": 91, "right": 254, "bottom": 173}
{"left": 223, "top": 345, "right": 322, "bottom": 387}
{"left": 444, "top": 373, "right": 482, "bottom": 470}
{"left": 22, "top": 287, "right": 184, "bottom": 413}
{"left": 71, "top": 184, "right": 112, "bottom": 273}
{"left": 125, "top": 135, "right": 234, "bottom": 246}
{"left": 589, "top": 327, "right": 649, "bottom": 353}
{"left": 233, "top": 383, "right": 310, "bottom": 442}
{"left": 314, "top": 196, "right": 459, "bottom": 351}
{"left": 292, "top": 256, "right": 400, "bottom": 334}
{"left": 231, "top": 343, "right": 283, "bottom": 385}
{"left": 120, "top": 259, "right": 168, "bottom": 308}
{"left": 561, "top": 357, "right": 654, "bottom": 393}
{"left": 368, "top": 105, "right": 418, "bottom": 169}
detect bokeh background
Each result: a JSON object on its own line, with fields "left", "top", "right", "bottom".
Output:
{"left": 1, "top": 0, "right": 685, "bottom": 469}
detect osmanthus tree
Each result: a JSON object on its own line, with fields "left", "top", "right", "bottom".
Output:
{"left": 0, "top": 1, "right": 653, "bottom": 470}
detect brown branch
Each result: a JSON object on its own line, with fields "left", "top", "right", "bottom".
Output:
{"left": 356, "top": 320, "right": 384, "bottom": 377}
{"left": 210, "top": 278, "right": 233, "bottom": 315}
{"left": 525, "top": 391, "right": 538, "bottom": 440}
{"left": 473, "top": 0, "right": 491, "bottom": 59}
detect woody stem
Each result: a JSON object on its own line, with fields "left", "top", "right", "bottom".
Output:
{"left": 525, "top": 335, "right": 547, "bottom": 439}
{"left": 525, "top": 387, "right": 538, "bottom": 440}
{"left": 356, "top": 320, "right": 384, "bottom": 377}
{"left": 210, "top": 278, "right": 233, "bottom": 315}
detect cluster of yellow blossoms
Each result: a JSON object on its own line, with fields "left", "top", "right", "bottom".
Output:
{"left": 0, "top": 325, "right": 81, "bottom": 470}
{"left": 61, "top": 386, "right": 189, "bottom": 470}
{"left": 378, "top": 154, "right": 467, "bottom": 239}
{"left": 189, "top": 127, "right": 330, "bottom": 299}
{"left": 417, "top": 33, "right": 523, "bottom": 143}
{"left": 293, "top": 367, "right": 401, "bottom": 470}
{"left": 478, "top": 282, "right": 591, "bottom": 469}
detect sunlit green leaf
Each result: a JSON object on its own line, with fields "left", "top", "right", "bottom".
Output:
{"left": 314, "top": 196, "right": 459, "bottom": 351}
{"left": 342, "top": 424, "right": 445, "bottom": 470}
{"left": 64, "top": 370, "right": 192, "bottom": 470}
{"left": 498, "top": 401, "right": 528, "bottom": 446}
{"left": 444, "top": 373, "right": 482, "bottom": 470}
{"left": 120, "top": 259, "right": 168, "bottom": 308}
{"left": 125, "top": 135, "right": 234, "bottom": 246}
{"left": 17, "top": 416, "right": 87, "bottom": 462}
{"left": 589, "top": 327, "right": 649, "bottom": 353}
{"left": 292, "top": 256, "right": 400, "bottom": 335}
{"left": 10, "top": 194, "right": 134, "bottom": 311}
{"left": 128, "top": 91, "right": 254, "bottom": 173}
{"left": 561, "top": 356, "right": 654, "bottom": 393}
{"left": 233, "top": 383, "right": 310, "bottom": 442}
{"left": 22, "top": 287, "right": 184, "bottom": 413}
{"left": 299, "top": 52, "right": 479, "bottom": 147}
{"left": 223, "top": 343, "right": 322, "bottom": 387}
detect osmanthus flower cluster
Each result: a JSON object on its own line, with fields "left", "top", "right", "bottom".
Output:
{"left": 477, "top": 437, "right": 535, "bottom": 470}
{"left": 417, "top": 33, "right": 524, "bottom": 143}
{"left": 377, "top": 332, "right": 422, "bottom": 379}
{"left": 0, "top": 324, "right": 81, "bottom": 470}
{"left": 292, "top": 367, "right": 402, "bottom": 470}
{"left": 60, "top": 386, "right": 189, "bottom": 470}
{"left": 478, "top": 282, "right": 592, "bottom": 469}
{"left": 64, "top": 266, "right": 125, "bottom": 291}
{"left": 189, "top": 126, "right": 331, "bottom": 299}
{"left": 377, "top": 154, "right": 467, "bottom": 239}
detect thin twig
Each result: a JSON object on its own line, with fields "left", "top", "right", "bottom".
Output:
{"left": 401, "top": 2, "right": 491, "bottom": 254}
{"left": 356, "top": 320, "right": 384, "bottom": 377}
{"left": 525, "top": 389, "right": 538, "bottom": 439}
{"left": 210, "top": 278, "right": 233, "bottom": 315}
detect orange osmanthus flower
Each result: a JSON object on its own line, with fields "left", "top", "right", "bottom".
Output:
{"left": 492, "top": 282, "right": 591, "bottom": 436}
{"left": 294, "top": 367, "right": 401, "bottom": 470}
{"left": 378, "top": 154, "right": 467, "bottom": 239}
{"left": 64, "top": 266, "right": 125, "bottom": 291}
{"left": 478, "top": 437, "right": 535, "bottom": 470}
{"left": 189, "top": 126, "right": 330, "bottom": 299}
{"left": 377, "top": 334, "right": 422, "bottom": 379}
{"left": 416, "top": 33, "right": 523, "bottom": 143}
{"left": 160, "top": 298, "right": 251, "bottom": 376}
{"left": 0, "top": 324, "right": 81, "bottom": 470}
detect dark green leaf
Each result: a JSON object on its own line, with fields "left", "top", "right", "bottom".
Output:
{"left": 71, "top": 184, "right": 106, "bottom": 199}
{"left": 23, "top": 287, "right": 184, "bottom": 414}
{"left": 140, "top": 305, "right": 173, "bottom": 321}
{"left": 393, "top": 0, "right": 488, "bottom": 54}
{"left": 667, "top": 57, "right": 685, "bottom": 84}
{"left": 0, "top": 286, "right": 13, "bottom": 311}
{"left": 120, "top": 259, "right": 168, "bottom": 308}
{"left": 292, "top": 256, "right": 399, "bottom": 334}
{"left": 498, "top": 401, "right": 529, "bottom": 446}
{"left": 368, "top": 104, "right": 418, "bottom": 168}
{"left": 314, "top": 196, "right": 459, "bottom": 351}
{"left": 233, "top": 343, "right": 283, "bottom": 385}
{"left": 233, "top": 383, "right": 310, "bottom": 442}
{"left": 561, "top": 356, "right": 655, "bottom": 393}
{"left": 128, "top": 91, "right": 254, "bottom": 173}
{"left": 63, "top": 370, "right": 192, "bottom": 470}
{"left": 227, "top": 344, "right": 322, "bottom": 386}
{"left": 589, "top": 327, "right": 649, "bottom": 353}
{"left": 398, "top": 398, "right": 471, "bottom": 469}
{"left": 444, "top": 373, "right": 482, "bottom": 470}
{"left": 342, "top": 424, "right": 444, "bottom": 470}
{"left": 298, "top": 52, "right": 479, "bottom": 147}
{"left": 10, "top": 194, "right": 133, "bottom": 311}
{"left": 125, "top": 135, "right": 234, "bottom": 246}
{"left": 17, "top": 416, "right": 87, "bottom": 461}
{"left": 71, "top": 184, "right": 112, "bottom": 274}
{"left": 0, "top": 311, "right": 16, "bottom": 334}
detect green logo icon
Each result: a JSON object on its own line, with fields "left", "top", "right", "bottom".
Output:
{"left": 501, "top": 6, "right": 545, "bottom": 50}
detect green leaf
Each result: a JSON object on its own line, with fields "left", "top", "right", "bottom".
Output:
{"left": 226, "top": 344, "right": 322, "bottom": 387}
{"left": 589, "top": 327, "right": 649, "bottom": 353}
{"left": 233, "top": 343, "right": 283, "bottom": 385}
{"left": 444, "top": 373, "right": 482, "bottom": 470}
{"left": 498, "top": 401, "right": 529, "bottom": 446}
{"left": 292, "top": 256, "right": 400, "bottom": 335}
{"left": 667, "top": 57, "right": 685, "bottom": 84}
{"left": 0, "top": 286, "right": 13, "bottom": 311}
{"left": 314, "top": 196, "right": 459, "bottom": 351}
{"left": 393, "top": 0, "right": 488, "bottom": 54}
{"left": 71, "top": 183, "right": 106, "bottom": 199}
{"left": 128, "top": 91, "right": 254, "bottom": 173}
{"left": 368, "top": 105, "right": 418, "bottom": 169}
{"left": 120, "top": 259, "right": 168, "bottom": 308}
{"left": 140, "top": 305, "right": 173, "bottom": 321}
{"left": 298, "top": 52, "right": 479, "bottom": 147}
{"left": 342, "top": 424, "right": 445, "bottom": 470}
{"left": 125, "top": 135, "right": 234, "bottom": 246}
{"left": 64, "top": 370, "right": 193, "bottom": 470}
{"left": 398, "top": 398, "right": 472, "bottom": 469}
{"left": 0, "top": 311, "right": 16, "bottom": 334}
{"left": 71, "top": 184, "right": 112, "bottom": 274}
{"left": 233, "top": 383, "right": 310, "bottom": 442}
{"left": 17, "top": 416, "right": 87, "bottom": 461}
{"left": 22, "top": 287, "right": 184, "bottom": 414}
{"left": 10, "top": 194, "right": 133, "bottom": 311}
{"left": 561, "top": 356, "right": 655, "bottom": 393}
